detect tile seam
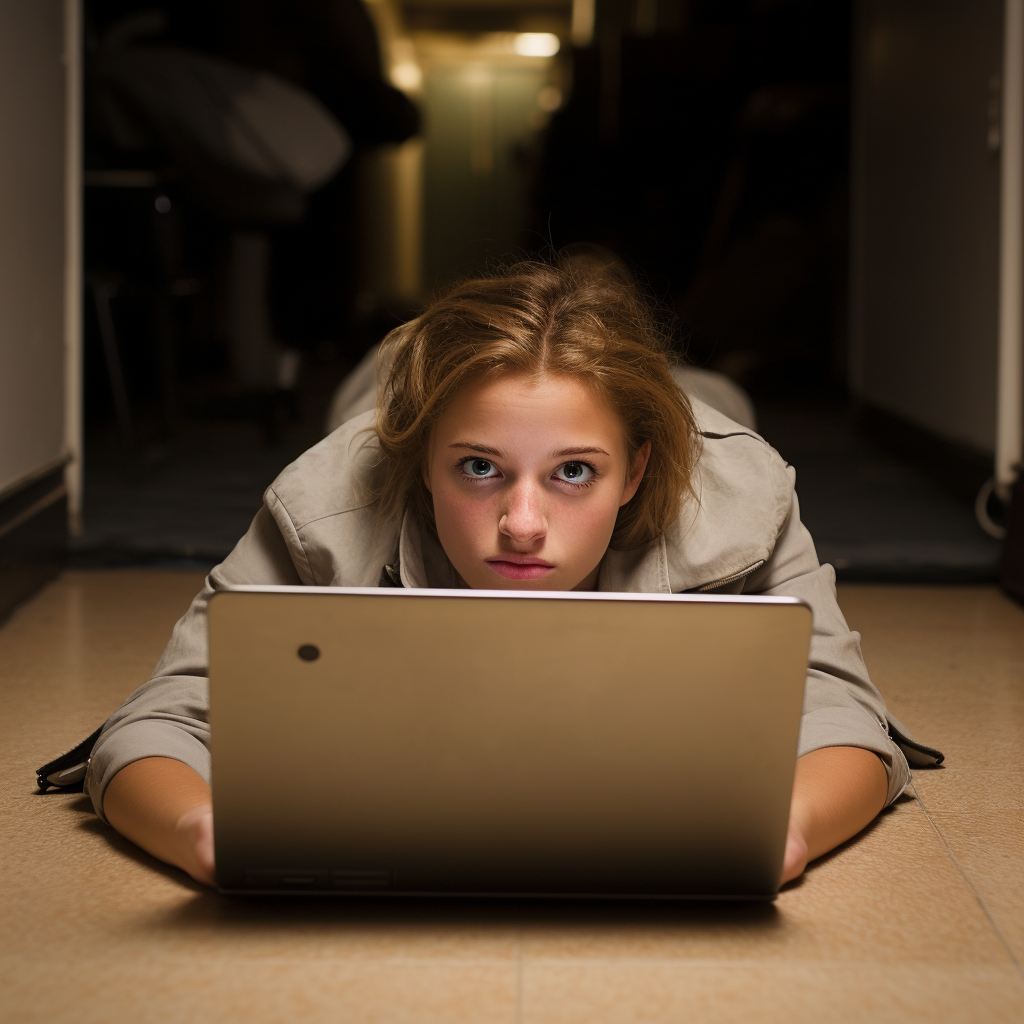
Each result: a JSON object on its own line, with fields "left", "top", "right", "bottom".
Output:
{"left": 32, "top": 955, "right": 1017, "bottom": 971}
{"left": 515, "top": 958, "right": 1022, "bottom": 970}
{"left": 515, "top": 932, "right": 524, "bottom": 1024}
{"left": 913, "top": 790, "right": 1024, "bottom": 980}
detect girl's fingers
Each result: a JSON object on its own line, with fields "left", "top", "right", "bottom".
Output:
{"left": 780, "top": 826, "right": 809, "bottom": 886}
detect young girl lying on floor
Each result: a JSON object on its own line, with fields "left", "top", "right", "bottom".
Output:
{"left": 82, "top": 253, "right": 938, "bottom": 888}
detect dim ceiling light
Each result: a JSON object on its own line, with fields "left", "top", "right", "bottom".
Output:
{"left": 391, "top": 61, "right": 422, "bottom": 91}
{"left": 514, "top": 33, "right": 560, "bottom": 58}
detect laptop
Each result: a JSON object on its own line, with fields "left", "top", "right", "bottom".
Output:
{"left": 208, "top": 586, "right": 811, "bottom": 899}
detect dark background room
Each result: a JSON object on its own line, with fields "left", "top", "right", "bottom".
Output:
{"left": 55, "top": 0, "right": 1013, "bottom": 584}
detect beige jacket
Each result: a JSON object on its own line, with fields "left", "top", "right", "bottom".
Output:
{"left": 84, "top": 400, "right": 940, "bottom": 820}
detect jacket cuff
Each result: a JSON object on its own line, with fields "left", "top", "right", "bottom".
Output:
{"left": 797, "top": 706, "right": 910, "bottom": 807}
{"left": 84, "top": 720, "right": 212, "bottom": 823}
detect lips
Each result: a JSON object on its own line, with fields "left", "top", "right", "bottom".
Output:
{"left": 485, "top": 558, "right": 555, "bottom": 580}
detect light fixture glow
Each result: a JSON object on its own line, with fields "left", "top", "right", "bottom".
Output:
{"left": 391, "top": 61, "right": 422, "bottom": 91}
{"left": 514, "top": 33, "right": 560, "bottom": 58}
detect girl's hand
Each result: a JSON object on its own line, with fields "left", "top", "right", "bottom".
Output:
{"left": 778, "top": 746, "right": 888, "bottom": 888}
{"left": 780, "top": 817, "right": 810, "bottom": 885}
{"left": 174, "top": 803, "right": 215, "bottom": 887}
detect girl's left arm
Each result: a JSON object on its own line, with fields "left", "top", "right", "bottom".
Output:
{"left": 781, "top": 745, "right": 888, "bottom": 884}
{"left": 744, "top": 459, "right": 938, "bottom": 882}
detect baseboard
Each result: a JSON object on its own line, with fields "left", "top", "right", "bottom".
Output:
{"left": 832, "top": 563, "right": 1000, "bottom": 585}
{"left": 0, "top": 466, "right": 67, "bottom": 622}
{"left": 854, "top": 403, "right": 993, "bottom": 504}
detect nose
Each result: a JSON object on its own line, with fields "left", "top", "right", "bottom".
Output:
{"left": 498, "top": 480, "right": 547, "bottom": 545}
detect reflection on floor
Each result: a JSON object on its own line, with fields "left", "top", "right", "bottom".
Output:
{"left": 73, "top": 397, "right": 1001, "bottom": 582}
{"left": 2, "top": 571, "right": 1022, "bottom": 1022}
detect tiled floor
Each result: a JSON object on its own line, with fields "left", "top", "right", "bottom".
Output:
{"left": 2, "top": 571, "right": 1022, "bottom": 1023}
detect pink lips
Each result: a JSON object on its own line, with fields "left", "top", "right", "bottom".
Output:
{"left": 485, "top": 558, "right": 555, "bottom": 580}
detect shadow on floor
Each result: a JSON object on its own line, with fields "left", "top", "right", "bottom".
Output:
{"left": 153, "top": 887, "right": 784, "bottom": 935}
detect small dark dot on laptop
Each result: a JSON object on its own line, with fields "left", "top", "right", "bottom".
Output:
{"left": 298, "top": 645, "right": 320, "bottom": 661}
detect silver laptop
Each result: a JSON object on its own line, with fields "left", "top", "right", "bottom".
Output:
{"left": 208, "top": 586, "right": 811, "bottom": 899}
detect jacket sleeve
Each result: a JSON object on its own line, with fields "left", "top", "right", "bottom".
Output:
{"left": 743, "top": 466, "right": 938, "bottom": 807}
{"left": 84, "top": 505, "right": 303, "bottom": 822}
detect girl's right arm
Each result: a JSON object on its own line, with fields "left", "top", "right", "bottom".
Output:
{"left": 89, "top": 421, "right": 389, "bottom": 885}
{"left": 88, "top": 506, "right": 307, "bottom": 884}
{"left": 103, "top": 757, "right": 215, "bottom": 887}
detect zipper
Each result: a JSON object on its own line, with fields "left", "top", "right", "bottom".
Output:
{"left": 695, "top": 560, "right": 765, "bottom": 593}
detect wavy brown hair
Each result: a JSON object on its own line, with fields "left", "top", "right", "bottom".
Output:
{"left": 374, "top": 252, "right": 701, "bottom": 550}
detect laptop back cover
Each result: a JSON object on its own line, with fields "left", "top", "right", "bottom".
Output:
{"left": 209, "top": 587, "right": 811, "bottom": 898}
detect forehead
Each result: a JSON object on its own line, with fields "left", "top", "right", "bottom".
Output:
{"left": 433, "top": 372, "right": 626, "bottom": 448}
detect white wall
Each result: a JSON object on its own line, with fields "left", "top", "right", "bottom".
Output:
{"left": 0, "top": 2, "right": 69, "bottom": 496}
{"left": 850, "top": 0, "right": 1004, "bottom": 453}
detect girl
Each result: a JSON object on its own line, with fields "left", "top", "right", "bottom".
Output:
{"left": 85, "top": 254, "right": 938, "bottom": 889}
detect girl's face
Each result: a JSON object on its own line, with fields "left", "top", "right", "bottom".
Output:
{"left": 424, "top": 373, "right": 649, "bottom": 590}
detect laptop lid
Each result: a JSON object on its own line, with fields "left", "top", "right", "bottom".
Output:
{"left": 209, "top": 587, "right": 811, "bottom": 899}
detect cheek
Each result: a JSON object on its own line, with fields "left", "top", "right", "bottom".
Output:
{"left": 431, "top": 478, "right": 493, "bottom": 548}
{"left": 555, "top": 487, "right": 622, "bottom": 547}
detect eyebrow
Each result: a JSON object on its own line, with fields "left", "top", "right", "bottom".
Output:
{"left": 551, "top": 446, "right": 611, "bottom": 458}
{"left": 447, "top": 442, "right": 611, "bottom": 458}
{"left": 448, "top": 442, "right": 503, "bottom": 456}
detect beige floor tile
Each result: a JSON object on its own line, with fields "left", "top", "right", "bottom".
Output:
{"left": 901, "top": 714, "right": 1024, "bottom": 774}
{"left": 879, "top": 679, "right": 1024, "bottom": 771}
{"left": 926, "top": 808, "right": 1024, "bottom": 966}
{"left": 2, "top": 957, "right": 518, "bottom": 1024}
{"left": 1, "top": 791, "right": 521, "bottom": 963}
{"left": 518, "top": 805, "right": 1012, "bottom": 967}
{"left": 836, "top": 585, "right": 1024, "bottom": 647}
{"left": 0, "top": 570, "right": 207, "bottom": 758}
{"left": 836, "top": 585, "right": 1024, "bottom": 773}
{"left": 520, "top": 962, "right": 1024, "bottom": 1024}
{"left": 911, "top": 766, "right": 1024, "bottom": 812}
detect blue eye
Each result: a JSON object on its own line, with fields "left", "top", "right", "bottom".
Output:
{"left": 463, "top": 458, "right": 499, "bottom": 478}
{"left": 554, "top": 461, "right": 594, "bottom": 484}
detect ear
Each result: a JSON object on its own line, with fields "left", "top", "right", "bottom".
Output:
{"left": 619, "top": 440, "right": 651, "bottom": 506}
{"left": 422, "top": 456, "right": 432, "bottom": 494}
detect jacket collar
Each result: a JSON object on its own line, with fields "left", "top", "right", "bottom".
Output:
{"left": 597, "top": 536, "right": 672, "bottom": 593}
{"left": 398, "top": 510, "right": 467, "bottom": 589}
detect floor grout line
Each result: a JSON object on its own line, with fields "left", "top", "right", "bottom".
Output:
{"left": 20, "top": 953, "right": 1018, "bottom": 971}
{"left": 913, "top": 790, "right": 1024, "bottom": 980}
{"left": 515, "top": 932, "right": 524, "bottom": 1024}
